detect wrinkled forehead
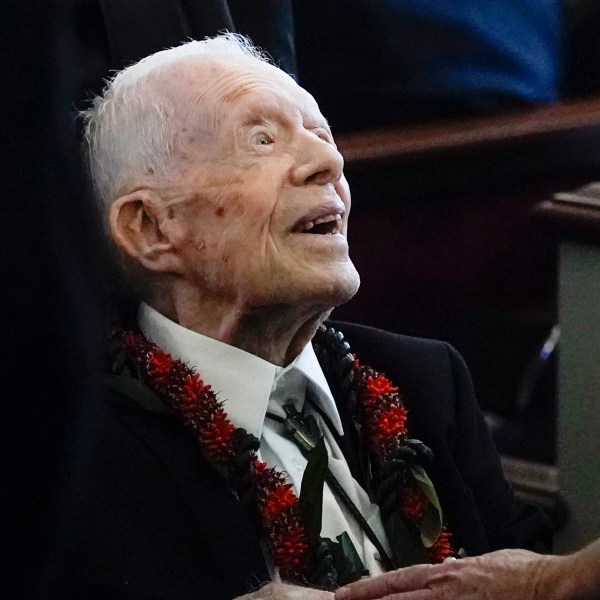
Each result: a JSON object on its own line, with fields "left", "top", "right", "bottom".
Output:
{"left": 156, "top": 55, "right": 325, "bottom": 131}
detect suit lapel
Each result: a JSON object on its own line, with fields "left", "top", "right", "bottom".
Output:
{"left": 115, "top": 397, "right": 270, "bottom": 593}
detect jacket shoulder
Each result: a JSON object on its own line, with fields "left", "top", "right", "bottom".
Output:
{"left": 328, "top": 319, "right": 462, "bottom": 383}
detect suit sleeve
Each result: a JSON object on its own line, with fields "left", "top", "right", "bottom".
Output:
{"left": 444, "top": 342, "right": 553, "bottom": 552}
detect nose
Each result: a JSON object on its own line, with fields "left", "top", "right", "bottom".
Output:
{"left": 291, "top": 133, "right": 344, "bottom": 186}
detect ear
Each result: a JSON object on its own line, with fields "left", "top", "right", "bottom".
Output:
{"left": 109, "top": 190, "right": 183, "bottom": 274}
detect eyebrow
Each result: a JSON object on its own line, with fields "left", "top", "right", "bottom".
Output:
{"left": 241, "top": 117, "right": 272, "bottom": 127}
{"left": 240, "top": 113, "right": 331, "bottom": 133}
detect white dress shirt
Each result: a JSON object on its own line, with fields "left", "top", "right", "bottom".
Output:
{"left": 138, "top": 303, "right": 391, "bottom": 579}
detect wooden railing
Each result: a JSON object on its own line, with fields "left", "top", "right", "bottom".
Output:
{"left": 535, "top": 183, "right": 600, "bottom": 239}
{"left": 336, "top": 97, "right": 600, "bottom": 168}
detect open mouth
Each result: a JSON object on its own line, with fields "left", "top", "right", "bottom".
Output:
{"left": 292, "top": 213, "right": 343, "bottom": 235}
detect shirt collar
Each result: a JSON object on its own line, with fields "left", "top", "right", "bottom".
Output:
{"left": 138, "top": 302, "right": 344, "bottom": 438}
{"left": 289, "top": 342, "right": 344, "bottom": 435}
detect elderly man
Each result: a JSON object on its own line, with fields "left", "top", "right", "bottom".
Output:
{"left": 68, "top": 34, "right": 550, "bottom": 599}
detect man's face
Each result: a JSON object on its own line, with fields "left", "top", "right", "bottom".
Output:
{"left": 158, "top": 56, "right": 360, "bottom": 312}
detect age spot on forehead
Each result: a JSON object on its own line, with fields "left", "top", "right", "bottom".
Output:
{"left": 215, "top": 206, "right": 226, "bottom": 217}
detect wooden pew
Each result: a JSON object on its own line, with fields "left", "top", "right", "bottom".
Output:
{"left": 534, "top": 187, "right": 600, "bottom": 551}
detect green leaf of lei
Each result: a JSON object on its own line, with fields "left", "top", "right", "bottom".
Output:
{"left": 299, "top": 437, "right": 329, "bottom": 546}
{"left": 299, "top": 439, "right": 370, "bottom": 585}
{"left": 385, "top": 511, "right": 429, "bottom": 567}
{"left": 409, "top": 464, "right": 443, "bottom": 548}
{"left": 323, "top": 532, "right": 369, "bottom": 586}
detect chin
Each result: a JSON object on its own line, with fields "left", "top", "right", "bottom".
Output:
{"left": 248, "top": 261, "right": 360, "bottom": 311}
{"left": 307, "top": 262, "right": 361, "bottom": 310}
{"left": 332, "top": 269, "right": 361, "bottom": 307}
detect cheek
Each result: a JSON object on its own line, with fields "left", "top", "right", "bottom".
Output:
{"left": 172, "top": 173, "right": 280, "bottom": 275}
{"left": 209, "top": 160, "right": 283, "bottom": 231}
{"left": 215, "top": 186, "right": 275, "bottom": 242}
{"left": 188, "top": 189, "right": 271, "bottom": 277}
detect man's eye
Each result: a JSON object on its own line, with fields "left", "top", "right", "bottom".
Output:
{"left": 251, "top": 132, "right": 273, "bottom": 146}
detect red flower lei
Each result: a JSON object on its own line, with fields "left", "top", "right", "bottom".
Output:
{"left": 121, "top": 330, "right": 454, "bottom": 585}
{"left": 352, "top": 358, "right": 454, "bottom": 564}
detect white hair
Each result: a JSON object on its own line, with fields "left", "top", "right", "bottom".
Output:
{"left": 81, "top": 33, "right": 272, "bottom": 213}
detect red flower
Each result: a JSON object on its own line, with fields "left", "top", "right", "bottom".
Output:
{"left": 201, "top": 413, "right": 236, "bottom": 460}
{"left": 252, "top": 459, "right": 269, "bottom": 476}
{"left": 374, "top": 405, "right": 408, "bottom": 438}
{"left": 147, "top": 350, "right": 173, "bottom": 383}
{"left": 273, "top": 526, "right": 310, "bottom": 572}
{"left": 181, "top": 373, "right": 208, "bottom": 402}
{"left": 428, "top": 528, "right": 454, "bottom": 563}
{"left": 263, "top": 483, "right": 297, "bottom": 519}
{"left": 399, "top": 482, "right": 429, "bottom": 521}
{"left": 253, "top": 459, "right": 287, "bottom": 492}
{"left": 366, "top": 374, "right": 398, "bottom": 397}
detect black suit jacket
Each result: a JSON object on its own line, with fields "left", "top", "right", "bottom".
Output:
{"left": 58, "top": 322, "right": 551, "bottom": 599}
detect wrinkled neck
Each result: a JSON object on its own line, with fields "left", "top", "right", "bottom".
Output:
{"left": 148, "top": 281, "right": 331, "bottom": 366}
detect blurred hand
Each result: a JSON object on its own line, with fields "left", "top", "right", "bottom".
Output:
{"left": 334, "top": 550, "right": 563, "bottom": 600}
{"left": 238, "top": 582, "right": 335, "bottom": 600}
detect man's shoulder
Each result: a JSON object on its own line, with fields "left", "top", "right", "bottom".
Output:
{"left": 330, "top": 320, "right": 447, "bottom": 349}
{"left": 325, "top": 320, "right": 471, "bottom": 422}
{"left": 328, "top": 320, "right": 459, "bottom": 375}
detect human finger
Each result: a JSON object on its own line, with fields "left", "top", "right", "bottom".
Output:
{"left": 378, "top": 591, "right": 433, "bottom": 600}
{"left": 335, "top": 565, "right": 434, "bottom": 600}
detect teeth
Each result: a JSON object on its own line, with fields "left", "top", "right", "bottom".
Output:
{"left": 296, "top": 213, "right": 343, "bottom": 233}
{"left": 313, "top": 215, "right": 335, "bottom": 226}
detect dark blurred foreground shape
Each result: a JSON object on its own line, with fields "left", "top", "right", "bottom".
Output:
{"left": 2, "top": 3, "right": 106, "bottom": 599}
